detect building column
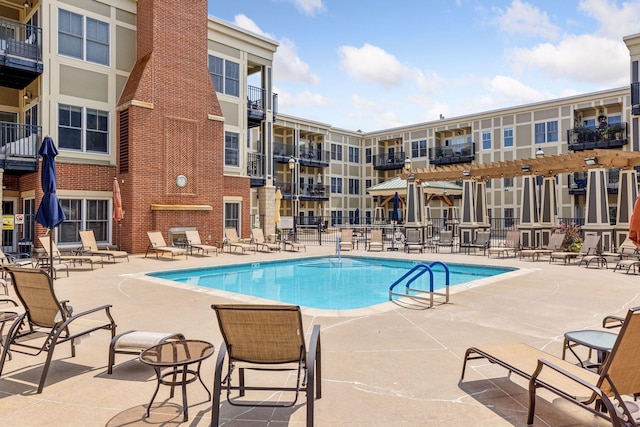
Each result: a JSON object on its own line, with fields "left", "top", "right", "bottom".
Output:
{"left": 583, "top": 167, "right": 612, "bottom": 251}
{"left": 259, "top": 186, "right": 276, "bottom": 240}
{"left": 539, "top": 176, "right": 558, "bottom": 246}
{"left": 405, "top": 178, "right": 424, "bottom": 243}
{"left": 613, "top": 169, "right": 638, "bottom": 248}
{"left": 518, "top": 174, "right": 541, "bottom": 249}
{"left": 459, "top": 179, "right": 477, "bottom": 245}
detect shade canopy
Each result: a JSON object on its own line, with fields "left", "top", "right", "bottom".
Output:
{"left": 367, "top": 177, "right": 462, "bottom": 197}
{"left": 274, "top": 188, "right": 283, "bottom": 224}
{"left": 113, "top": 177, "right": 124, "bottom": 221}
{"left": 630, "top": 196, "right": 640, "bottom": 248}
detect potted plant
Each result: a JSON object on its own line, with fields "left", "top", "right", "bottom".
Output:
{"left": 611, "top": 123, "right": 625, "bottom": 140}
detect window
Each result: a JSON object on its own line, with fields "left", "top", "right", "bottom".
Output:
{"left": 365, "top": 179, "right": 372, "bottom": 189}
{"left": 331, "top": 210, "right": 343, "bottom": 227}
{"left": 504, "top": 208, "right": 515, "bottom": 229}
{"left": 348, "top": 178, "right": 360, "bottom": 195}
{"left": 535, "top": 120, "right": 558, "bottom": 143}
{"left": 58, "top": 104, "right": 109, "bottom": 153}
{"left": 503, "top": 128, "right": 513, "bottom": 148}
{"left": 330, "top": 143, "right": 342, "bottom": 161}
{"left": 331, "top": 177, "right": 342, "bottom": 194}
{"left": 224, "top": 131, "right": 239, "bottom": 166}
{"left": 23, "top": 198, "right": 35, "bottom": 244}
{"left": 58, "top": 199, "right": 109, "bottom": 244}
{"left": 208, "top": 55, "right": 239, "bottom": 97}
{"left": 365, "top": 148, "right": 372, "bottom": 163}
{"left": 58, "top": 9, "right": 109, "bottom": 65}
{"left": 504, "top": 177, "right": 514, "bottom": 188}
{"left": 482, "top": 131, "right": 491, "bottom": 150}
{"left": 224, "top": 202, "right": 240, "bottom": 233}
{"left": 348, "top": 146, "right": 360, "bottom": 163}
{"left": 411, "top": 139, "right": 427, "bottom": 157}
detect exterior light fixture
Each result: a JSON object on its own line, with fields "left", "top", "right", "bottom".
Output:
{"left": 521, "top": 165, "right": 531, "bottom": 173}
{"left": 404, "top": 156, "right": 411, "bottom": 172}
{"left": 462, "top": 170, "right": 471, "bottom": 176}
{"left": 584, "top": 157, "right": 598, "bottom": 166}
{"left": 288, "top": 156, "right": 296, "bottom": 170}
{"left": 407, "top": 173, "right": 415, "bottom": 180}
{"left": 535, "top": 148, "right": 544, "bottom": 158}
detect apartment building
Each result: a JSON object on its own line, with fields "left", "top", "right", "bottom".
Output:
{"left": 0, "top": 0, "right": 638, "bottom": 254}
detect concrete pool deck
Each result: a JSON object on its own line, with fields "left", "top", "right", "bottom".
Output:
{"left": 1, "top": 245, "right": 638, "bottom": 426}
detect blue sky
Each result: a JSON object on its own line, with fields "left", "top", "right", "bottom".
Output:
{"left": 208, "top": 0, "right": 640, "bottom": 132}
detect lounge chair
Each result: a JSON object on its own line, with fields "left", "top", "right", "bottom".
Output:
{"left": 0, "top": 267, "right": 116, "bottom": 393}
{"left": 549, "top": 234, "right": 600, "bottom": 265}
{"left": 487, "top": 230, "right": 520, "bottom": 258}
{"left": 224, "top": 227, "right": 256, "bottom": 254}
{"left": 184, "top": 229, "right": 219, "bottom": 256}
{"left": 368, "top": 229, "right": 384, "bottom": 252}
{"left": 460, "top": 230, "right": 490, "bottom": 255}
{"left": 39, "top": 235, "right": 104, "bottom": 269}
{"left": 435, "top": 230, "right": 455, "bottom": 253}
{"left": 519, "top": 232, "right": 564, "bottom": 261}
{"left": 339, "top": 228, "right": 353, "bottom": 251}
{"left": 404, "top": 228, "right": 423, "bottom": 253}
{"left": 144, "top": 231, "right": 187, "bottom": 259}
{"left": 79, "top": 230, "right": 129, "bottom": 262}
{"left": 251, "top": 228, "right": 281, "bottom": 252}
{"left": 284, "top": 234, "right": 306, "bottom": 252}
{"left": 211, "top": 304, "right": 321, "bottom": 427}
{"left": 461, "top": 307, "right": 640, "bottom": 427}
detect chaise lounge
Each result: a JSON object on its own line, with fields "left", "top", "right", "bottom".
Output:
{"left": 145, "top": 231, "right": 187, "bottom": 260}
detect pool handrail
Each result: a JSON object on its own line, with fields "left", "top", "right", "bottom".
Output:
{"left": 389, "top": 262, "right": 450, "bottom": 307}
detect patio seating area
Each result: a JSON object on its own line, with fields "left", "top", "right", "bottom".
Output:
{"left": 0, "top": 244, "right": 639, "bottom": 426}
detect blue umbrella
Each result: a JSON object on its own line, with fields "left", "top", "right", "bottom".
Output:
{"left": 391, "top": 192, "right": 399, "bottom": 222}
{"left": 35, "top": 136, "right": 66, "bottom": 277}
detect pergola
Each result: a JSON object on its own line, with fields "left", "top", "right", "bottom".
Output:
{"left": 399, "top": 149, "right": 640, "bottom": 251}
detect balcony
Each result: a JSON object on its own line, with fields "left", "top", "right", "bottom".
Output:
{"left": 247, "top": 85, "right": 278, "bottom": 128}
{"left": 273, "top": 142, "right": 294, "bottom": 163}
{"left": 0, "top": 19, "right": 43, "bottom": 89}
{"left": 567, "top": 123, "right": 628, "bottom": 151}
{"left": 632, "top": 82, "right": 640, "bottom": 115}
{"left": 373, "top": 152, "right": 406, "bottom": 170}
{"left": 0, "top": 122, "right": 40, "bottom": 173}
{"left": 247, "top": 152, "right": 265, "bottom": 187}
{"left": 298, "top": 147, "right": 329, "bottom": 167}
{"left": 568, "top": 170, "right": 619, "bottom": 195}
{"left": 428, "top": 142, "right": 475, "bottom": 165}
{"left": 274, "top": 181, "right": 329, "bottom": 202}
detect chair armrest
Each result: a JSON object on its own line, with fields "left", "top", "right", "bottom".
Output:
{"left": 58, "top": 304, "right": 115, "bottom": 341}
{"left": 602, "top": 315, "right": 624, "bottom": 329}
{"left": 0, "top": 298, "right": 18, "bottom": 307}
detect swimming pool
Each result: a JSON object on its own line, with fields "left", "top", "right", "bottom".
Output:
{"left": 148, "top": 256, "right": 515, "bottom": 310}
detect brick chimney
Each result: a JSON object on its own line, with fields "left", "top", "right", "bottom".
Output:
{"left": 117, "top": 0, "right": 226, "bottom": 253}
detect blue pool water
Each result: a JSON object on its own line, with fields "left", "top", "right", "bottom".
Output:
{"left": 148, "top": 256, "right": 515, "bottom": 310}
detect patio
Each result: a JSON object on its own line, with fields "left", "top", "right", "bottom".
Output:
{"left": 1, "top": 244, "right": 638, "bottom": 426}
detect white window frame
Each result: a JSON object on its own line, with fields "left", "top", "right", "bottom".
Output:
{"left": 58, "top": 104, "right": 109, "bottom": 154}
{"left": 58, "top": 9, "right": 110, "bottom": 66}
{"left": 57, "top": 198, "right": 111, "bottom": 246}
{"left": 503, "top": 127, "right": 514, "bottom": 148}
{"left": 209, "top": 55, "right": 240, "bottom": 97}
{"left": 482, "top": 131, "right": 492, "bottom": 150}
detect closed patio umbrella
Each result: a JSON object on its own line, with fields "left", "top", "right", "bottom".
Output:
{"left": 274, "top": 188, "right": 282, "bottom": 224}
{"left": 630, "top": 196, "right": 640, "bottom": 248}
{"left": 35, "top": 136, "right": 66, "bottom": 278}
{"left": 113, "top": 177, "right": 124, "bottom": 249}
{"left": 391, "top": 192, "right": 399, "bottom": 222}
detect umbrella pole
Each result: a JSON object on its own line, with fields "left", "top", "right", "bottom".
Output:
{"left": 49, "top": 227, "right": 54, "bottom": 279}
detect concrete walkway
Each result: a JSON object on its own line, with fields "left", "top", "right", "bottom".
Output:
{"left": 1, "top": 245, "right": 638, "bottom": 426}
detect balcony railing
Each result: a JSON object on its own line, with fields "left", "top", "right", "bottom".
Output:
{"left": 273, "top": 142, "right": 295, "bottom": 161}
{"left": 247, "top": 152, "right": 265, "bottom": 187}
{"left": 0, "top": 121, "right": 40, "bottom": 172}
{"left": 298, "top": 147, "right": 329, "bottom": 167}
{"left": 568, "top": 170, "right": 620, "bottom": 195}
{"left": 274, "top": 181, "right": 329, "bottom": 201}
{"left": 428, "top": 142, "right": 475, "bottom": 165}
{"left": 247, "top": 85, "right": 278, "bottom": 128}
{"left": 632, "top": 82, "right": 640, "bottom": 115}
{"left": 567, "top": 123, "right": 628, "bottom": 151}
{"left": 373, "top": 152, "right": 406, "bottom": 170}
{"left": 0, "top": 18, "right": 43, "bottom": 89}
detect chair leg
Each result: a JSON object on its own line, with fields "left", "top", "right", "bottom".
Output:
{"left": 211, "top": 343, "right": 227, "bottom": 427}
{"left": 0, "top": 313, "right": 26, "bottom": 377}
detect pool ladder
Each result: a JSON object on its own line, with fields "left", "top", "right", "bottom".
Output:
{"left": 388, "top": 262, "right": 450, "bottom": 308}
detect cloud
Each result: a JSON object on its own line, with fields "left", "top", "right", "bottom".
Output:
{"left": 509, "top": 34, "right": 628, "bottom": 85}
{"left": 494, "top": 0, "right": 561, "bottom": 40}
{"left": 578, "top": 0, "right": 640, "bottom": 39}
{"left": 232, "top": 14, "right": 320, "bottom": 86}
{"left": 486, "top": 75, "right": 548, "bottom": 104}
{"left": 276, "top": 0, "right": 325, "bottom": 16}
{"left": 275, "top": 87, "right": 333, "bottom": 109}
{"left": 338, "top": 44, "right": 408, "bottom": 90}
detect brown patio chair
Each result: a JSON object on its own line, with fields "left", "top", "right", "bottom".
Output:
{"left": 0, "top": 267, "right": 116, "bottom": 393}
{"left": 224, "top": 227, "right": 257, "bottom": 254}
{"left": 39, "top": 235, "right": 104, "bottom": 269}
{"left": 283, "top": 234, "right": 306, "bottom": 252}
{"left": 368, "top": 229, "right": 384, "bottom": 252}
{"left": 487, "top": 230, "right": 520, "bottom": 258}
{"left": 339, "top": 228, "right": 353, "bottom": 251}
{"left": 144, "top": 231, "right": 187, "bottom": 259}
{"left": 403, "top": 228, "right": 423, "bottom": 253}
{"left": 519, "top": 232, "right": 564, "bottom": 261}
{"left": 461, "top": 307, "right": 640, "bottom": 427}
{"left": 251, "top": 228, "right": 281, "bottom": 252}
{"left": 211, "top": 304, "right": 321, "bottom": 427}
{"left": 549, "top": 234, "right": 600, "bottom": 265}
{"left": 184, "top": 229, "right": 219, "bottom": 256}
{"left": 460, "top": 230, "right": 490, "bottom": 255}
{"left": 79, "top": 230, "right": 129, "bottom": 262}
{"left": 435, "top": 230, "right": 455, "bottom": 253}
